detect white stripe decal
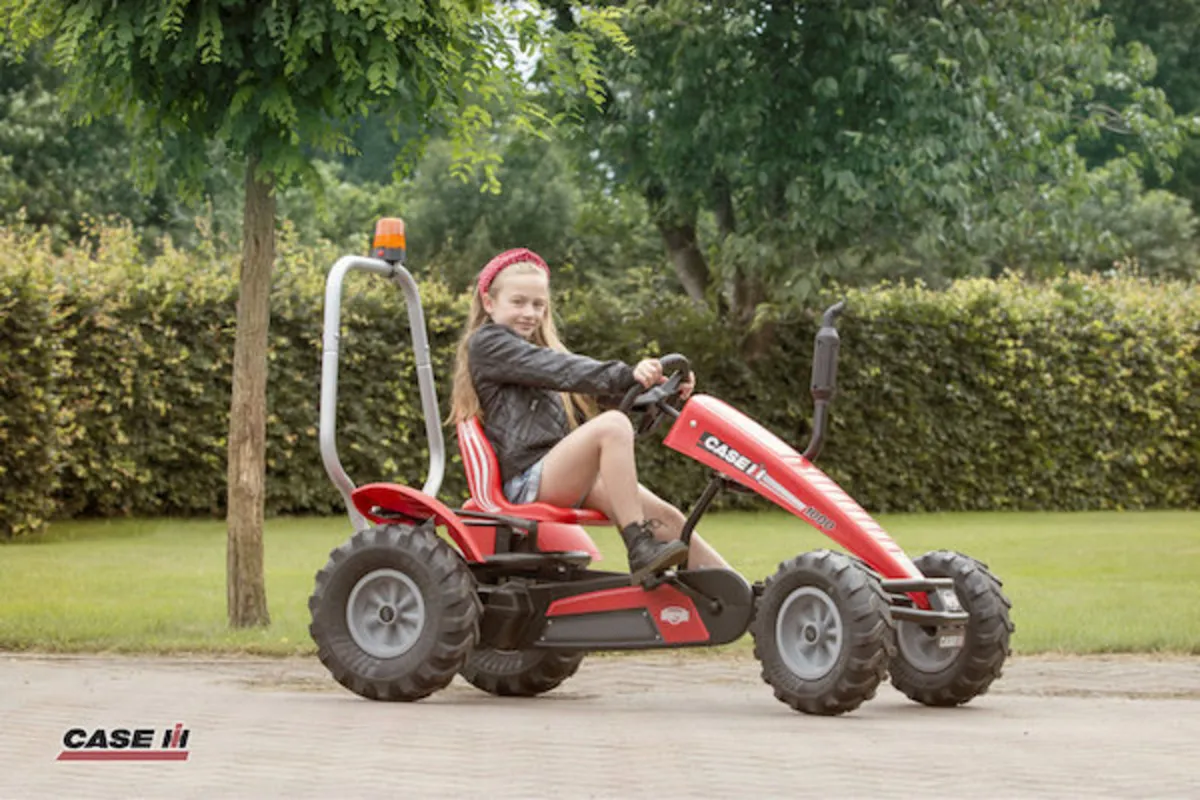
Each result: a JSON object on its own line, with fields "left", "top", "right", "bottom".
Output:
{"left": 461, "top": 423, "right": 500, "bottom": 511}
{"left": 760, "top": 474, "right": 809, "bottom": 515}
{"left": 458, "top": 423, "right": 484, "bottom": 507}
{"left": 461, "top": 424, "right": 485, "bottom": 509}
{"left": 473, "top": 428, "right": 501, "bottom": 511}
{"left": 800, "top": 462, "right": 917, "bottom": 574}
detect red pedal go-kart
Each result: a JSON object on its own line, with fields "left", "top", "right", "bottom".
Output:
{"left": 308, "top": 221, "right": 1013, "bottom": 715}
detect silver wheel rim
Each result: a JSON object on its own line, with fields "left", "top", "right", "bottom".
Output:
{"left": 775, "top": 586, "right": 843, "bottom": 680}
{"left": 346, "top": 569, "right": 426, "bottom": 659}
{"left": 896, "top": 620, "right": 962, "bottom": 673}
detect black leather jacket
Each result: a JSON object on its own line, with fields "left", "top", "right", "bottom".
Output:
{"left": 468, "top": 321, "right": 637, "bottom": 484}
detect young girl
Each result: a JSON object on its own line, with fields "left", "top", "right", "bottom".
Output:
{"left": 450, "top": 248, "right": 732, "bottom": 582}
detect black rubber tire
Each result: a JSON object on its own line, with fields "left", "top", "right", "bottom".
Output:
{"left": 889, "top": 550, "right": 1014, "bottom": 707}
{"left": 308, "top": 523, "right": 480, "bottom": 701}
{"left": 460, "top": 648, "right": 586, "bottom": 697}
{"left": 751, "top": 549, "right": 895, "bottom": 716}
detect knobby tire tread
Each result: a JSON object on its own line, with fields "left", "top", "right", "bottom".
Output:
{"left": 750, "top": 549, "right": 895, "bottom": 716}
{"left": 308, "top": 524, "right": 481, "bottom": 702}
{"left": 461, "top": 648, "right": 586, "bottom": 697}
{"left": 889, "top": 550, "right": 1014, "bottom": 707}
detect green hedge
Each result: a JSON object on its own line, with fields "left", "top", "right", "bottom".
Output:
{"left": 780, "top": 279, "right": 1200, "bottom": 512}
{"left": 0, "top": 267, "right": 59, "bottom": 537}
{"left": 560, "top": 274, "right": 1200, "bottom": 513}
{"left": 1, "top": 225, "right": 1197, "bottom": 538}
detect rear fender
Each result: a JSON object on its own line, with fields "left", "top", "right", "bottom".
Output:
{"left": 664, "top": 395, "right": 921, "bottom": 581}
{"left": 352, "top": 483, "right": 486, "bottom": 562}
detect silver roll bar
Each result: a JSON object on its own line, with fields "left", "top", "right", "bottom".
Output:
{"left": 320, "top": 256, "right": 446, "bottom": 531}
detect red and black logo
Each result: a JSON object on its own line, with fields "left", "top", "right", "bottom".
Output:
{"left": 697, "top": 432, "right": 767, "bottom": 479}
{"left": 57, "top": 724, "right": 191, "bottom": 762}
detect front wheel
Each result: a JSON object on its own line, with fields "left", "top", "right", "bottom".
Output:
{"left": 751, "top": 550, "right": 895, "bottom": 716}
{"left": 889, "top": 550, "right": 1014, "bottom": 707}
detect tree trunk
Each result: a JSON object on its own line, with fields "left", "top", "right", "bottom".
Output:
{"left": 730, "top": 271, "right": 767, "bottom": 327}
{"left": 710, "top": 174, "right": 772, "bottom": 356}
{"left": 713, "top": 173, "right": 737, "bottom": 240}
{"left": 644, "top": 180, "right": 711, "bottom": 304}
{"left": 734, "top": 274, "right": 775, "bottom": 361}
{"left": 657, "top": 219, "right": 710, "bottom": 304}
{"left": 227, "top": 155, "right": 274, "bottom": 629}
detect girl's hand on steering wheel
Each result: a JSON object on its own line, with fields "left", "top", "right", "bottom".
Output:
{"left": 633, "top": 358, "right": 664, "bottom": 389}
{"left": 680, "top": 371, "right": 696, "bottom": 400}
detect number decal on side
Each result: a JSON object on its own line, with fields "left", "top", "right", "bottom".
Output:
{"left": 803, "top": 507, "right": 836, "bottom": 531}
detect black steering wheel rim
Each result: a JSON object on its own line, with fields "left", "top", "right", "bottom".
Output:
{"left": 618, "top": 353, "right": 690, "bottom": 436}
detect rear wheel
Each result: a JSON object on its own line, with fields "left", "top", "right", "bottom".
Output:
{"left": 751, "top": 550, "right": 894, "bottom": 716}
{"left": 889, "top": 550, "right": 1013, "bottom": 707}
{"left": 460, "top": 648, "right": 585, "bottom": 696}
{"left": 308, "top": 523, "right": 480, "bottom": 701}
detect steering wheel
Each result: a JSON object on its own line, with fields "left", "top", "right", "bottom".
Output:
{"left": 618, "top": 353, "right": 691, "bottom": 436}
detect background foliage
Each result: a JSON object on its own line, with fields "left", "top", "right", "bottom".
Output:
{"left": 0, "top": 255, "right": 57, "bottom": 537}
{"left": 3, "top": 1, "right": 1200, "bottom": 540}
{"left": 562, "top": 0, "right": 1200, "bottom": 322}
{"left": 4, "top": 0, "right": 1200, "bottom": 308}
{"left": 1, "top": 225, "right": 1196, "bottom": 538}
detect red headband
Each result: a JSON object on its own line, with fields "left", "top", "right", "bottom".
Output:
{"left": 477, "top": 248, "right": 549, "bottom": 297}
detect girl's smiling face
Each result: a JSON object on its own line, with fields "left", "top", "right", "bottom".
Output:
{"left": 482, "top": 265, "right": 550, "bottom": 340}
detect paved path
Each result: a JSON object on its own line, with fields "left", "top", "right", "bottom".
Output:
{"left": 1, "top": 653, "right": 1198, "bottom": 799}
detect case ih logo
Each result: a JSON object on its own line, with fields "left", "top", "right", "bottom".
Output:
{"left": 697, "top": 433, "right": 767, "bottom": 480}
{"left": 57, "top": 724, "right": 191, "bottom": 762}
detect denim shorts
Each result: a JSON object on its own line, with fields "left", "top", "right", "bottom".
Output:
{"left": 503, "top": 458, "right": 545, "bottom": 504}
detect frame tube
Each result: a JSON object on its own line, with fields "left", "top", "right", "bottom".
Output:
{"left": 320, "top": 256, "right": 446, "bottom": 531}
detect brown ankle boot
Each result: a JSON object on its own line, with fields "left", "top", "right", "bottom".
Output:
{"left": 620, "top": 521, "right": 688, "bottom": 583}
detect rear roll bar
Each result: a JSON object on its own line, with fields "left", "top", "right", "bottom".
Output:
{"left": 320, "top": 256, "right": 445, "bottom": 531}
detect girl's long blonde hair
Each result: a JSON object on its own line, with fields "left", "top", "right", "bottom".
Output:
{"left": 450, "top": 261, "right": 596, "bottom": 427}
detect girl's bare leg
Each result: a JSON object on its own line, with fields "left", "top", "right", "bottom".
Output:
{"left": 584, "top": 479, "right": 734, "bottom": 571}
{"left": 536, "top": 410, "right": 643, "bottom": 527}
{"left": 637, "top": 485, "right": 733, "bottom": 571}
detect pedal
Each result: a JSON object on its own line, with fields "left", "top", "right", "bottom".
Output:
{"left": 638, "top": 571, "right": 725, "bottom": 614}
{"left": 637, "top": 570, "right": 675, "bottom": 591}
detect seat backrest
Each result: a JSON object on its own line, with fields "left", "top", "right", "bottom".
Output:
{"left": 456, "top": 416, "right": 610, "bottom": 526}
{"left": 457, "top": 417, "right": 506, "bottom": 512}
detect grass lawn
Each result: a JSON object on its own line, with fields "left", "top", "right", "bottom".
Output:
{"left": 1, "top": 510, "right": 1197, "bottom": 656}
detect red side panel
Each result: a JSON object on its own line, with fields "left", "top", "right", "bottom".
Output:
{"left": 352, "top": 483, "right": 486, "bottom": 563}
{"left": 546, "top": 585, "right": 709, "bottom": 644}
{"left": 663, "top": 395, "right": 922, "bottom": 580}
{"left": 453, "top": 498, "right": 499, "bottom": 558}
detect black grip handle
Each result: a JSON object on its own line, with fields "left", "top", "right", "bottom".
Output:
{"left": 803, "top": 301, "right": 846, "bottom": 462}
{"left": 811, "top": 301, "right": 845, "bottom": 401}
{"left": 659, "top": 353, "right": 690, "bottom": 376}
{"left": 821, "top": 300, "right": 846, "bottom": 327}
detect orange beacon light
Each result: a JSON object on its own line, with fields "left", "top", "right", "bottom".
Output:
{"left": 372, "top": 218, "right": 406, "bottom": 264}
